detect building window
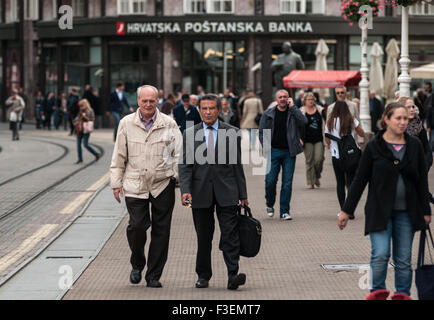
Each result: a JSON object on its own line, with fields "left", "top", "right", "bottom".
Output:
{"left": 118, "top": 0, "right": 147, "bottom": 15}
{"left": 11, "top": 0, "right": 19, "bottom": 21}
{"left": 184, "top": 0, "right": 234, "bottom": 14}
{"left": 24, "top": 0, "right": 39, "bottom": 20}
{"left": 280, "top": 0, "right": 324, "bottom": 14}
{"left": 73, "top": 0, "right": 86, "bottom": 17}
{"left": 409, "top": 2, "right": 434, "bottom": 15}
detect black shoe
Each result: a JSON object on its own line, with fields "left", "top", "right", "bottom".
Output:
{"left": 75, "top": 160, "right": 83, "bottom": 164}
{"left": 195, "top": 278, "right": 209, "bottom": 288}
{"left": 146, "top": 279, "right": 162, "bottom": 288}
{"left": 227, "top": 273, "right": 246, "bottom": 290}
{"left": 95, "top": 153, "right": 100, "bottom": 161}
{"left": 130, "top": 269, "right": 142, "bottom": 284}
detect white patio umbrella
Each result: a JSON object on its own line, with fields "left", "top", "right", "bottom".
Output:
{"left": 382, "top": 38, "right": 400, "bottom": 103}
{"left": 410, "top": 62, "right": 434, "bottom": 79}
{"left": 313, "top": 39, "right": 330, "bottom": 101}
{"left": 369, "top": 42, "right": 384, "bottom": 97}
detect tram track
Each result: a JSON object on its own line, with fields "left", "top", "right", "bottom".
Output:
{"left": 0, "top": 137, "right": 105, "bottom": 222}
{"left": 0, "top": 139, "right": 69, "bottom": 187}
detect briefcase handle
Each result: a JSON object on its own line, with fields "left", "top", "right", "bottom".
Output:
{"left": 418, "top": 226, "right": 434, "bottom": 268}
{"left": 237, "top": 205, "right": 253, "bottom": 218}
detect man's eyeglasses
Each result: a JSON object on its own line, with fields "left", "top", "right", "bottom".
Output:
{"left": 336, "top": 92, "right": 345, "bottom": 95}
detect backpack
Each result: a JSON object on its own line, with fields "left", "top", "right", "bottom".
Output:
{"left": 325, "top": 129, "right": 361, "bottom": 172}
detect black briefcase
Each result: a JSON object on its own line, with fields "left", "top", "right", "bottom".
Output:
{"left": 237, "top": 205, "right": 262, "bottom": 258}
{"left": 416, "top": 226, "right": 434, "bottom": 300}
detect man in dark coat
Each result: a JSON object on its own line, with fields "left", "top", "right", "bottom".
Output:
{"left": 108, "top": 82, "right": 133, "bottom": 141}
{"left": 173, "top": 93, "right": 202, "bottom": 133}
{"left": 369, "top": 92, "right": 384, "bottom": 134}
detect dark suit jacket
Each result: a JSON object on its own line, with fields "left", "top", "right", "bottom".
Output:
{"left": 173, "top": 104, "right": 202, "bottom": 133}
{"left": 109, "top": 90, "right": 130, "bottom": 114}
{"left": 178, "top": 121, "right": 248, "bottom": 208}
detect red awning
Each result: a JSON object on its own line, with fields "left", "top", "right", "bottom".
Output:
{"left": 283, "top": 70, "right": 361, "bottom": 89}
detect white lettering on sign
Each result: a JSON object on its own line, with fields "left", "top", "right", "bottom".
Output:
{"left": 122, "top": 21, "right": 313, "bottom": 34}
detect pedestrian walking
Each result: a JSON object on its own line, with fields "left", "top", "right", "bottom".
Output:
{"left": 327, "top": 85, "right": 360, "bottom": 123}
{"left": 300, "top": 92, "right": 325, "bottom": 189}
{"left": 324, "top": 100, "right": 365, "bottom": 211}
{"left": 219, "top": 98, "right": 237, "bottom": 127}
{"left": 258, "top": 89, "right": 307, "bottom": 220}
{"left": 5, "top": 90, "right": 25, "bottom": 141}
{"left": 110, "top": 85, "right": 182, "bottom": 288}
{"left": 239, "top": 91, "right": 263, "bottom": 146}
{"left": 67, "top": 89, "right": 80, "bottom": 135}
{"left": 55, "top": 92, "right": 68, "bottom": 130}
{"left": 73, "top": 99, "right": 100, "bottom": 164}
{"left": 404, "top": 98, "right": 432, "bottom": 170}
{"left": 35, "top": 90, "right": 44, "bottom": 129}
{"left": 338, "top": 102, "right": 432, "bottom": 300}
{"left": 369, "top": 91, "right": 384, "bottom": 134}
{"left": 173, "top": 93, "right": 202, "bottom": 133}
{"left": 178, "top": 94, "right": 249, "bottom": 290}
{"left": 161, "top": 93, "right": 176, "bottom": 118}
{"left": 108, "top": 82, "right": 133, "bottom": 141}
{"left": 42, "top": 92, "right": 56, "bottom": 130}
{"left": 18, "top": 87, "right": 28, "bottom": 130}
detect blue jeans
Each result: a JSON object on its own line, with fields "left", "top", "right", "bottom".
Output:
{"left": 265, "top": 148, "right": 296, "bottom": 216}
{"left": 77, "top": 133, "right": 98, "bottom": 161}
{"left": 112, "top": 112, "right": 121, "bottom": 141}
{"left": 369, "top": 210, "right": 415, "bottom": 296}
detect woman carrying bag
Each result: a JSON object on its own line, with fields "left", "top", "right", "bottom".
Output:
{"left": 338, "top": 102, "right": 432, "bottom": 300}
{"left": 74, "top": 99, "right": 100, "bottom": 164}
{"left": 324, "top": 100, "right": 365, "bottom": 211}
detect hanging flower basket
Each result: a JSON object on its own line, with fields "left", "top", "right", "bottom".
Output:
{"left": 340, "top": 0, "right": 381, "bottom": 26}
{"left": 384, "top": 0, "right": 420, "bottom": 7}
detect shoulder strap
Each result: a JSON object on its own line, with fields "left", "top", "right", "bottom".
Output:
{"left": 324, "top": 132, "right": 341, "bottom": 142}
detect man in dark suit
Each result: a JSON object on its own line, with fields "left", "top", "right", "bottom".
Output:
{"left": 108, "top": 82, "right": 133, "bottom": 141}
{"left": 369, "top": 91, "right": 383, "bottom": 134}
{"left": 178, "top": 94, "right": 249, "bottom": 291}
{"left": 173, "top": 93, "right": 202, "bottom": 133}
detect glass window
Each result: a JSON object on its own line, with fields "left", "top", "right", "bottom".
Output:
{"left": 280, "top": 0, "right": 305, "bottom": 14}
{"left": 11, "top": 0, "right": 19, "bottom": 21}
{"left": 182, "top": 40, "right": 247, "bottom": 94}
{"left": 349, "top": 36, "right": 383, "bottom": 70}
{"left": 43, "top": 47, "right": 58, "bottom": 96}
{"left": 24, "top": 0, "right": 39, "bottom": 20}
{"left": 109, "top": 45, "right": 151, "bottom": 107}
{"left": 184, "top": 0, "right": 233, "bottom": 14}
{"left": 409, "top": 2, "right": 434, "bottom": 15}
{"left": 73, "top": 0, "right": 86, "bottom": 16}
{"left": 118, "top": 0, "right": 147, "bottom": 14}
{"left": 90, "top": 47, "right": 101, "bottom": 64}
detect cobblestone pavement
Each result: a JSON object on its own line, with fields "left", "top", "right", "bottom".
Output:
{"left": 63, "top": 138, "right": 434, "bottom": 300}
{"left": 2, "top": 123, "right": 433, "bottom": 300}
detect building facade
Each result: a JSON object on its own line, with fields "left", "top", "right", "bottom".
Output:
{"left": 1, "top": 0, "right": 434, "bottom": 121}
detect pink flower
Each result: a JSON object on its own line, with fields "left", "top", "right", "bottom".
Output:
{"left": 349, "top": 22, "right": 353, "bottom": 26}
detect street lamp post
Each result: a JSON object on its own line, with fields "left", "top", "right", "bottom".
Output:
{"left": 398, "top": 5, "right": 411, "bottom": 98}
{"left": 223, "top": 51, "right": 227, "bottom": 92}
{"left": 359, "top": 26, "right": 371, "bottom": 133}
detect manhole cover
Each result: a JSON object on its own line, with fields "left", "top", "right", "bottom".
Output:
{"left": 321, "top": 263, "right": 394, "bottom": 271}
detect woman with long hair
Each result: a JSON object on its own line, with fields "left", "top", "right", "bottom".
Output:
{"left": 74, "top": 99, "right": 100, "bottom": 164}
{"left": 324, "top": 100, "right": 365, "bottom": 210}
{"left": 338, "top": 102, "right": 431, "bottom": 300}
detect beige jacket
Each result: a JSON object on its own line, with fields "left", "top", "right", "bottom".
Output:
{"left": 5, "top": 95, "right": 25, "bottom": 121}
{"left": 110, "top": 109, "right": 182, "bottom": 199}
{"left": 240, "top": 96, "right": 264, "bottom": 129}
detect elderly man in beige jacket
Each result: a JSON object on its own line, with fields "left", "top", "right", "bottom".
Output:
{"left": 110, "top": 85, "right": 182, "bottom": 288}
{"left": 326, "top": 85, "right": 360, "bottom": 122}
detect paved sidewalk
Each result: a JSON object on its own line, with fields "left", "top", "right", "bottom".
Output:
{"left": 62, "top": 148, "right": 434, "bottom": 300}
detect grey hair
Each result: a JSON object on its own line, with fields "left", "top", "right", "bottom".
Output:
{"left": 137, "top": 85, "right": 158, "bottom": 99}
{"left": 275, "top": 89, "right": 289, "bottom": 98}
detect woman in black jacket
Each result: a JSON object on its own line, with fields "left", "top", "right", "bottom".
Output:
{"left": 404, "top": 98, "right": 433, "bottom": 170}
{"left": 338, "top": 102, "right": 431, "bottom": 300}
